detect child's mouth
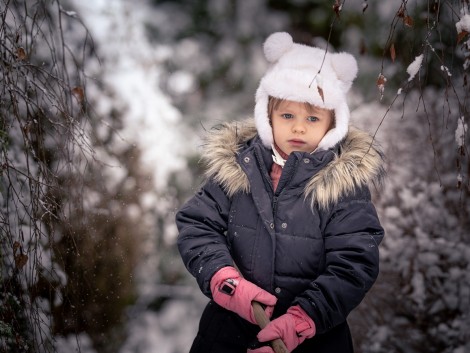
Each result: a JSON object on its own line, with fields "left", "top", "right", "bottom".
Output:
{"left": 288, "top": 139, "right": 306, "bottom": 146}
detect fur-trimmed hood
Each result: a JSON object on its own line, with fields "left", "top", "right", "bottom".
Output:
{"left": 201, "top": 119, "right": 385, "bottom": 209}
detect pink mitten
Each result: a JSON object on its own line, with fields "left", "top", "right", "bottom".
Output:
{"left": 210, "top": 266, "right": 277, "bottom": 325}
{"left": 249, "top": 305, "right": 316, "bottom": 352}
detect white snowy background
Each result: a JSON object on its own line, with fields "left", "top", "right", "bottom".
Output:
{"left": 1, "top": 0, "right": 469, "bottom": 352}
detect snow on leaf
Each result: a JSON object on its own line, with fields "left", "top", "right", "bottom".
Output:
{"left": 376, "top": 73, "right": 387, "bottom": 100}
{"left": 63, "top": 10, "right": 78, "bottom": 17}
{"left": 456, "top": 13, "right": 470, "bottom": 34}
{"left": 440, "top": 65, "right": 452, "bottom": 77}
{"left": 333, "top": 0, "right": 342, "bottom": 19}
{"left": 455, "top": 117, "right": 467, "bottom": 148}
{"left": 362, "top": 1, "right": 368, "bottom": 13}
{"left": 406, "top": 54, "right": 424, "bottom": 82}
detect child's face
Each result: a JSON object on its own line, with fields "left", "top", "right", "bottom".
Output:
{"left": 271, "top": 100, "right": 333, "bottom": 155}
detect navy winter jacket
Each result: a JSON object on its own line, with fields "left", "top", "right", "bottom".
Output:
{"left": 176, "top": 119, "right": 385, "bottom": 352}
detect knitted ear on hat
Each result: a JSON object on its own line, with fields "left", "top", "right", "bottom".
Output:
{"left": 316, "top": 52, "right": 358, "bottom": 150}
{"left": 330, "top": 52, "right": 358, "bottom": 93}
{"left": 263, "top": 32, "right": 294, "bottom": 63}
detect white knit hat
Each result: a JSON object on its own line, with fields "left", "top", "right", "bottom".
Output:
{"left": 254, "top": 32, "right": 358, "bottom": 151}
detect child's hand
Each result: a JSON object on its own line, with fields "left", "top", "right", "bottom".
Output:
{"left": 248, "top": 305, "right": 316, "bottom": 353}
{"left": 210, "top": 266, "right": 277, "bottom": 324}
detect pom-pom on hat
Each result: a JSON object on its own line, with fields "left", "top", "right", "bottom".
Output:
{"left": 255, "top": 32, "right": 358, "bottom": 151}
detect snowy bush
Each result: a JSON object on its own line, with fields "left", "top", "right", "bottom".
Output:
{"left": 0, "top": 1, "right": 91, "bottom": 351}
{"left": 0, "top": 1, "right": 158, "bottom": 352}
{"left": 350, "top": 86, "right": 469, "bottom": 352}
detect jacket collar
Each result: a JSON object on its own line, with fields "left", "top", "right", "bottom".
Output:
{"left": 201, "top": 119, "right": 385, "bottom": 209}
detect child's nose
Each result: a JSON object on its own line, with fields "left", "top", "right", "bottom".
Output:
{"left": 292, "top": 121, "right": 306, "bottom": 133}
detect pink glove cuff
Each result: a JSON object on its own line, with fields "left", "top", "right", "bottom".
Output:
{"left": 210, "top": 266, "right": 277, "bottom": 325}
{"left": 210, "top": 266, "right": 239, "bottom": 291}
{"left": 287, "top": 305, "right": 316, "bottom": 338}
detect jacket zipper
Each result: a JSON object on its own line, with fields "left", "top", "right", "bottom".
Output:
{"left": 272, "top": 195, "right": 278, "bottom": 215}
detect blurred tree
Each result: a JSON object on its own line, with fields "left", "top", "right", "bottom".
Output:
{"left": 1, "top": 1, "right": 146, "bottom": 352}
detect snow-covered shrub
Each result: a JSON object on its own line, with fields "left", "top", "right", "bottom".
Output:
{"left": 350, "top": 86, "right": 469, "bottom": 353}
{"left": 1, "top": 1, "right": 149, "bottom": 352}
{"left": 0, "top": 1, "right": 91, "bottom": 351}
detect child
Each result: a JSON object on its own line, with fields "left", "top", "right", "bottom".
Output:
{"left": 176, "top": 32, "right": 385, "bottom": 353}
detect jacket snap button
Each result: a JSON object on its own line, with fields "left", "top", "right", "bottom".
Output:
{"left": 303, "top": 158, "right": 310, "bottom": 164}
{"left": 281, "top": 223, "right": 287, "bottom": 229}
{"left": 244, "top": 157, "right": 250, "bottom": 163}
{"left": 275, "top": 287, "right": 281, "bottom": 294}
{"left": 269, "top": 223, "right": 274, "bottom": 229}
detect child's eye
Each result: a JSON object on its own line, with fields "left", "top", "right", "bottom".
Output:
{"left": 281, "top": 113, "right": 293, "bottom": 119}
{"left": 307, "top": 116, "right": 319, "bottom": 122}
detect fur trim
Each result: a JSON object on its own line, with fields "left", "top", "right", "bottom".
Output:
{"left": 202, "top": 120, "right": 385, "bottom": 209}
{"left": 255, "top": 32, "right": 358, "bottom": 151}
{"left": 305, "top": 127, "right": 386, "bottom": 210}
{"left": 202, "top": 120, "right": 255, "bottom": 196}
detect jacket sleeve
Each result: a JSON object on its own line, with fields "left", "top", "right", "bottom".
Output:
{"left": 176, "top": 179, "right": 234, "bottom": 297}
{"left": 293, "top": 185, "right": 384, "bottom": 334}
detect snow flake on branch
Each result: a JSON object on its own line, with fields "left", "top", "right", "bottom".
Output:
{"left": 455, "top": 117, "right": 467, "bottom": 150}
{"left": 456, "top": 7, "right": 470, "bottom": 69}
{"left": 406, "top": 54, "right": 424, "bottom": 81}
{"left": 362, "top": 1, "right": 368, "bottom": 13}
{"left": 455, "top": 13, "right": 470, "bottom": 35}
{"left": 440, "top": 65, "right": 452, "bottom": 77}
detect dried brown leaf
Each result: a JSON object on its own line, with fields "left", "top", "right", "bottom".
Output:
{"left": 333, "top": 0, "right": 342, "bottom": 19}
{"left": 16, "top": 47, "right": 27, "bottom": 60}
{"left": 404, "top": 16, "right": 414, "bottom": 27}
{"left": 390, "top": 43, "right": 396, "bottom": 62}
{"left": 317, "top": 86, "right": 325, "bottom": 103}
{"left": 457, "top": 30, "right": 469, "bottom": 44}
{"left": 377, "top": 74, "right": 387, "bottom": 87}
{"left": 15, "top": 253, "right": 28, "bottom": 269}
{"left": 397, "top": 5, "right": 405, "bottom": 18}
{"left": 72, "top": 86, "right": 85, "bottom": 103}
{"left": 376, "top": 74, "right": 387, "bottom": 100}
{"left": 13, "top": 241, "right": 20, "bottom": 253}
